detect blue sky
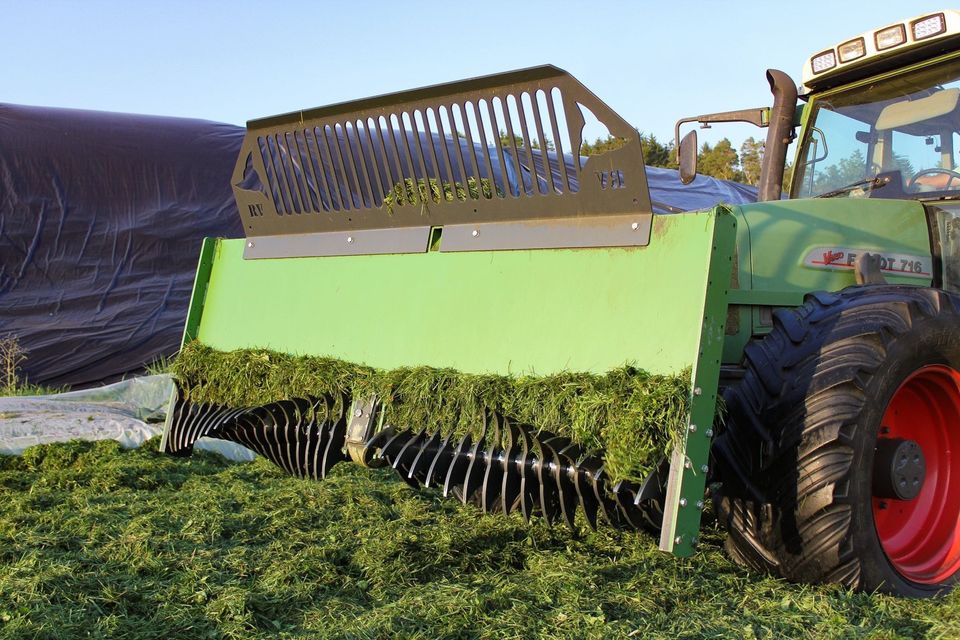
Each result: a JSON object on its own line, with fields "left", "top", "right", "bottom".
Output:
{"left": 2, "top": 1, "right": 949, "bottom": 149}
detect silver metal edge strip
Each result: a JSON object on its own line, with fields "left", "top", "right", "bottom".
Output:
{"left": 439, "top": 213, "right": 652, "bottom": 252}
{"left": 243, "top": 226, "right": 433, "bottom": 259}
{"left": 243, "top": 214, "right": 653, "bottom": 259}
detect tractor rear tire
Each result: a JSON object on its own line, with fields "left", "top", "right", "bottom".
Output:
{"left": 713, "top": 285, "right": 960, "bottom": 596}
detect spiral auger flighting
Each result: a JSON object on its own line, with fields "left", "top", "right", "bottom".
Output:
{"left": 366, "top": 412, "right": 667, "bottom": 532}
{"left": 162, "top": 387, "right": 667, "bottom": 533}
{"left": 163, "top": 386, "right": 351, "bottom": 480}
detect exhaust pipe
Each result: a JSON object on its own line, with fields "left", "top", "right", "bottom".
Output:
{"left": 758, "top": 69, "right": 798, "bottom": 202}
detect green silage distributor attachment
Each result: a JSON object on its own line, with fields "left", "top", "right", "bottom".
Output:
{"left": 161, "top": 65, "right": 735, "bottom": 556}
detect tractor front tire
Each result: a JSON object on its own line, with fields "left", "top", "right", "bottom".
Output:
{"left": 713, "top": 286, "right": 960, "bottom": 596}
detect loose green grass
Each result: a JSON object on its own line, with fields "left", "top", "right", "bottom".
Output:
{"left": 1, "top": 440, "right": 958, "bottom": 639}
{"left": 172, "top": 343, "right": 691, "bottom": 484}
{"left": 382, "top": 177, "right": 501, "bottom": 214}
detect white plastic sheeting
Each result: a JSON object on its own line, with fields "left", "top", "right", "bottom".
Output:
{"left": 0, "top": 374, "right": 254, "bottom": 461}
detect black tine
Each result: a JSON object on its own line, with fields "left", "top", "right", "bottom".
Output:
{"left": 460, "top": 436, "right": 487, "bottom": 505}
{"left": 424, "top": 432, "right": 455, "bottom": 488}
{"left": 613, "top": 480, "right": 647, "bottom": 529}
{"left": 442, "top": 435, "right": 473, "bottom": 498}
{"left": 550, "top": 445, "right": 578, "bottom": 531}
{"left": 247, "top": 410, "right": 286, "bottom": 472}
{"left": 379, "top": 429, "right": 412, "bottom": 461}
{"left": 213, "top": 406, "right": 255, "bottom": 442}
{"left": 573, "top": 461, "right": 600, "bottom": 530}
{"left": 480, "top": 439, "right": 503, "bottom": 514}
{"left": 517, "top": 427, "right": 537, "bottom": 523}
{"left": 273, "top": 401, "right": 299, "bottom": 477}
{"left": 536, "top": 439, "right": 560, "bottom": 526}
{"left": 246, "top": 404, "right": 287, "bottom": 473}
{"left": 320, "top": 416, "right": 348, "bottom": 478}
{"left": 366, "top": 425, "right": 396, "bottom": 455}
{"left": 635, "top": 457, "right": 670, "bottom": 504}
{"left": 409, "top": 430, "right": 443, "bottom": 482}
{"left": 499, "top": 424, "right": 522, "bottom": 516}
{"left": 290, "top": 397, "right": 314, "bottom": 419}
{"left": 288, "top": 401, "right": 312, "bottom": 478}
{"left": 586, "top": 463, "right": 621, "bottom": 527}
{"left": 391, "top": 429, "right": 426, "bottom": 471}
{"left": 390, "top": 430, "right": 429, "bottom": 489}
{"left": 542, "top": 435, "right": 572, "bottom": 451}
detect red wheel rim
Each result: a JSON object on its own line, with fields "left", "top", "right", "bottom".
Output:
{"left": 873, "top": 365, "right": 960, "bottom": 584}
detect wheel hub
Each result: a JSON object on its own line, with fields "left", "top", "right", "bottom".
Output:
{"left": 872, "top": 364, "right": 960, "bottom": 585}
{"left": 873, "top": 438, "right": 925, "bottom": 501}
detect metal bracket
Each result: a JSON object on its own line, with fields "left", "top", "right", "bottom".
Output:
{"left": 244, "top": 226, "right": 431, "bottom": 259}
{"left": 658, "top": 210, "right": 737, "bottom": 557}
{"left": 346, "top": 397, "right": 384, "bottom": 467}
{"left": 440, "top": 213, "right": 652, "bottom": 252}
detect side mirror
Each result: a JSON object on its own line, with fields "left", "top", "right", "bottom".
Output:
{"left": 678, "top": 130, "right": 698, "bottom": 185}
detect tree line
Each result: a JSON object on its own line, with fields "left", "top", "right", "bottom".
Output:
{"left": 580, "top": 133, "right": 793, "bottom": 189}
{"left": 500, "top": 129, "right": 791, "bottom": 189}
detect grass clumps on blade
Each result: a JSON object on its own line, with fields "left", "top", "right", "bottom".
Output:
{"left": 382, "top": 177, "right": 501, "bottom": 214}
{"left": 1, "top": 439, "right": 957, "bottom": 639}
{"left": 172, "top": 342, "right": 691, "bottom": 483}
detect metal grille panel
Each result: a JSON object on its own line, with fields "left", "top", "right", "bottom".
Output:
{"left": 232, "top": 66, "right": 651, "bottom": 238}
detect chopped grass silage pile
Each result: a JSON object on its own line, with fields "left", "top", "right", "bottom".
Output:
{"left": 172, "top": 342, "right": 691, "bottom": 484}
{"left": 2, "top": 439, "right": 959, "bottom": 639}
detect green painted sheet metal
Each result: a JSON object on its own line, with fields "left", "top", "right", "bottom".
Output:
{"left": 739, "top": 198, "right": 931, "bottom": 292}
{"left": 720, "top": 198, "right": 931, "bottom": 364}
{"left": 192, "top": 211, "right": 732, "bottom": 378}
{"left": 182, "top": 237, "right": 217, "bottom": 347}
{"left": 175, "top": 209, "right": 737, "bottom": 558}
{"left": 659, "top": 210, "right": 737, "bottom": 556}
{"left": 726, "top": 289, "right": 806, "bottom": 306}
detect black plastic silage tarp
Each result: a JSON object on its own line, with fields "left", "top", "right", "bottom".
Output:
{"left": 0, "top": 104, "right": 244, "bottom": 387}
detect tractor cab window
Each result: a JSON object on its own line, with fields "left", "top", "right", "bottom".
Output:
{"left": 794, "top": 57, "right": 960, "bottom": 199}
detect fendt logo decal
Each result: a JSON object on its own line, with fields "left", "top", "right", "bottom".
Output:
{"left": 803, "top": 247, "right": 932, "bottom": 279}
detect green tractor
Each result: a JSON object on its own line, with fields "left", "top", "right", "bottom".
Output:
{"left": 163, "top": 10, "right": 960, "bottom": 596}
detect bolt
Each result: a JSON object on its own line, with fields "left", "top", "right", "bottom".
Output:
{"left": 879, "top": 500, "right": 888, "bottom": 510}
{"left": 631, "top": 222, "right": 639, "bottom": 230}
{"left": 354, "top": 408, "right": 363, "bottom": 418}
{"left": 674, "top": 536, "right": 683, "bottom": 545}
{"left": 696, "top": 500, "right": 704, "bottom": 510}
{"left": 880, "top": 426, "right": 891, "bottom": 435}
{"left": 693, "top": 387, "right": 702, "bottom": 396}
{"left": 701, "top": 464, "right": 709, "bottom": 473}
{"left": 705, "top": 428, "right": 714, "bottom": 438}
{"left": 679, "top": 498, "right": 688, "bottom": 507}
{"left": 684, "top": 460, "right": 692, "bottom": 469}
{"left": 347, "top": 236, "right": 354, "bottom": 243}
{"left": 689, "top": 424, "right": 697, "bottom": 433}
{"left": 691, "top": 536, "right": 699, "bottom": 546}
{"left": 472, "top": 229, "right": 479, "bottom": 237}
{"left": 247, "top": 241, "right": 254, "bottom": 248}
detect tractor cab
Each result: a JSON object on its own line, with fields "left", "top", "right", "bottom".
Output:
{"left": 794, "top": 54, "right": 960, "bottom": 200}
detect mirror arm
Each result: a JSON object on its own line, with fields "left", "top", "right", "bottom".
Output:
{"left": 674, "top": 108, "right": 771, "bottom": 163}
